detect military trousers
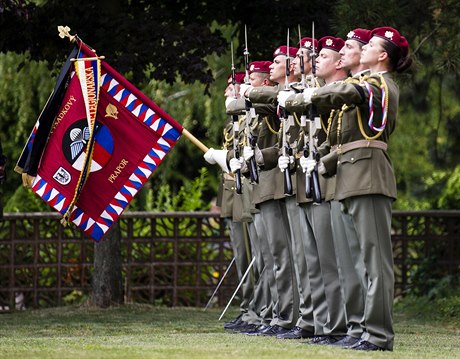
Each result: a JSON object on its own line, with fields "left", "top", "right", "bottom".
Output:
{"left": 257, "top": 199, "right": 298, "bottom": 329}
{"left": 298, "top": 201, "right": 347, "bottom": 335}
{"left": 284, "top": 196, "right": 314, "bottom": 332}
{"left": 340, "top": 195, "right": 395, "bottom": 350}
{"left": 250, "top": 214, "right": 274, "bottom": 325}
{"left": 228, "top": 220, "right": 257, "bottom": 322}
{"left": 330, "top": 200, "right": 366, "bottom": 338}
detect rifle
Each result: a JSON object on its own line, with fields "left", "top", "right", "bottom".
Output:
{"left": 230, "top": 42, "right": 242, "bottom": 194}
{"left": 298, "top": 25, "right": 309, "bottom": 197}
{"left": 243, "top": 25, "right": 259, "bottom": 184}
{"left": 305, "top": 22, "right": 321, "bottom": 203}
{"left": 280, "top": 29, "right": 293, "bottom": 196}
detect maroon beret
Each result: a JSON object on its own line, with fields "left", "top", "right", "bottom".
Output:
{"left": 371, "top": 26, "right": 409, "bottom": 57}
{"left": 273, "top": 46, "right": 298, "bottom": 59}
{"left": 227, "top": 71, "right": 246, "bottom": 84}
{"left": 318, "top": 36, "right": 345, "bottom": 53}
{"left": 297, "top": 37, "right": 319, "bottom": 51}
{"left": 346, "top": 28, "right": 372, "bottom": 44}
{"left": 249, "top": 61, "right": 272, "bottom": 74}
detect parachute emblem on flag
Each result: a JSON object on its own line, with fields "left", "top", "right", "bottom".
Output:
{"left": 69, "top": 126, "right": 90, "bottom": 160}
{"left": 62, "top": 119, "right": 114, "bottom": 172}
{"left": 15, "top": 27, "right": 191, "bottom": 241}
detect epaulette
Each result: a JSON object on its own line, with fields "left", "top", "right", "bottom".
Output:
{"left": 360, "top": 74, "right": 382, "bottom": 87}
{"left": 290, "top": 83, "right": 305, "bottom": 93}
{"left": 343, "top": 76, "right": 361, "bottom": 85}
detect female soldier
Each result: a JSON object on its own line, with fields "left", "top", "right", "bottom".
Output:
{"left": 299, "top": 26, "right": 411, "bottom": 351}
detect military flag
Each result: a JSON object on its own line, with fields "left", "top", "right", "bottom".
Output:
{"left": 16, "top": 33, "right": 187, "bottom": 241}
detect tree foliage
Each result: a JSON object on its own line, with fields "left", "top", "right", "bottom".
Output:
{"left": 0, "top": 0, "right": 459, "bottom": 210}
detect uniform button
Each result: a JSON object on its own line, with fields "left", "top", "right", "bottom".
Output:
{"left": 337, "top": 161, "right": 340, "bottom": 164}
{"left": 351, "top": 157, "right": 354, "bottom": 161}
{"left": 231, "top": 187, "right": 235, "bottom": 190}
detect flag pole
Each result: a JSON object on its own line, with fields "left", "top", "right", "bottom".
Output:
{"left": 181, "top": 128, "right": 209, "bottom": 153}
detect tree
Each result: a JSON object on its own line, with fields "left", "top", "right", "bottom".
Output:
{"left": 91, "top": 223, "right": 123, "bottom": 307}
{"left": 1, "top": 0, "right": 459, "bottom": 307}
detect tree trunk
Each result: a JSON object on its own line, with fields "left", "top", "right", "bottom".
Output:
{"left": 91, "top": 221, "right": 123, "bottom": 307}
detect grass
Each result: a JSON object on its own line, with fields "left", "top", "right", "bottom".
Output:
{"left": 0, "top": 299, "right": 458, "bottom": 359}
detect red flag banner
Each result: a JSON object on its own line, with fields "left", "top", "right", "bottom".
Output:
{"left": 29, "top": 43, "right": 183, "bottom": 241}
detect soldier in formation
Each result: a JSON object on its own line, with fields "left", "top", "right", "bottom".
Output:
{"left": 204, "top": 25, "right": 411, "bottom": 352}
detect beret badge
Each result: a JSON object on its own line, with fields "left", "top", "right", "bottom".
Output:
{"left": 384, "top": 31, "right": 394, "bottom": 40}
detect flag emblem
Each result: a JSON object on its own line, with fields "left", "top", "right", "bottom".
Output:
{"left": 17, "top": 41, "right": 184, "bottom": 241}
{"left": 62, "top": 119, "right": 114, "bottom": 172}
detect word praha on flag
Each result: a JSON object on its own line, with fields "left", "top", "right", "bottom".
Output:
{"left": 16, "top": 42, "right": 183, "bottom": 241}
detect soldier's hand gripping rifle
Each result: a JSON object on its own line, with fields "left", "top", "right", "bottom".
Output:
{"left": 305, "top": 22, "right": 321, "bottom": 203}
{"left": 243, "top": 25, "right": 259, "bottom": 184}
{"left": 280, "top": 29, "right": 293, "bottom": 196}
{"left": 230, "top": 42, "right": 242, "bottom": 194}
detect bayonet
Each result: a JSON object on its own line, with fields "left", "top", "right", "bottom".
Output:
{"left": 231, "top": 41, "right": 242, "bottom": 194}
{"left": 305, "top": 22, "right": 321, "bottom": 203}
{"left": 243, "top": 25, "right": 259, "bottom": 184}
{"left": 282, "top": 28, "right": 293, "bottom": 195}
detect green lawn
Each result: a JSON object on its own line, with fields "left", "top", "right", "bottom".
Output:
{"left": 0, "top": 301, "right": 458, "bottom": 359}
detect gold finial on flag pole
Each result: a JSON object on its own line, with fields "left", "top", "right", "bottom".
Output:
{"left": 58, "top": 25, "right": 77, "bottom": 43}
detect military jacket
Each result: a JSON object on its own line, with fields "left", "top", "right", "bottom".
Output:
{"left": 219, "top": 118, "right": 236, "bottom": 218}
{"left": 312, "top": 72, "right": 399, "bottom": 201}
{"left": 225, "top": 98, "right": 278, "bottom": 208}
{"left": 285, "top": 81, "right": 335, "bottom": 203}
{"left": 248, "top": 84, "right": 302, "bottom": 200}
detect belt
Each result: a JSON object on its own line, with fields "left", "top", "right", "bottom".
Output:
{"left": 332, "top": 140, "right": 388, "bottom": 154}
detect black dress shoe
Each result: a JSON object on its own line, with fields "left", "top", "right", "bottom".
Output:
{"left": 244, "top": 324, "right": 271, "bottom": 335}
{"left": 234, "top": 323, "right": 259, "bottom": 333}
{"left": 330, "top": 335, "right": 361, "bottom": 348}
{"left": 350, "top": 340, "right": 385, "bottom": 351}
{"left": 310, "top": 335, "right": 345, "bottom": 345}
{"left": 276, "top": 326, "right": 315, "bottom": 339}
{"left": 309, "top": 335, "right": 328, "bottom": 344}
{"left": 223, "top": 314, "right": 243, "bottom": 330}
{"left": 259, "top": 324, "right": 291, "bottom": 336}
{"left": 225, "top": 320, "right": 249, "bottom": 332}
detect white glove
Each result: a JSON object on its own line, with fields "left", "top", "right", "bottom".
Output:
{"left": 229, "top": 157, "right": 243, "bottom": 173}
{"left": 277, "top": 155, "right": 294, "bottom": 172}
{"left": 299, "top": 156, "right": 316, "bottom": 174}
{"left": 277, "top": 90, "right": 293, "bottom": 108}
{"left": 239, "top": 84, "right": 253, "bottom": 98}
{"left": 303, "top": 88, "right": 315, "bottom": 105}
{"left": 203, "top": 148, "right": 229, "bottom": 173}
{"left": 225, "top": 96, "right": 237, "bottom": 108}
{"left": 243, "top": 146, "right": 254, "bottom": 161}
{"left": 204, "top": 148, "right": 217, "bottom": 164}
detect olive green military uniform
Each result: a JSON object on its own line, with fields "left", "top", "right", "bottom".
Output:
{"left": 285, "top": 90, "right": 347, "bottom": 337}
{"left": 248, "top": 85, "right": 300, "bottom": 330}
{"left": 252, "top": 85, "right": 318, "bottom": 335}
{"left": 226, "top": 100, "right": 275, "bottom": 326}
{"left": 319, "top": 73, "right": 369, "bottom": 341}
{"left": 311, "top": 72, "right": 399, "bottom": 350}
{"left": 218, "top": 118, "right": 258, "bottom": 325}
